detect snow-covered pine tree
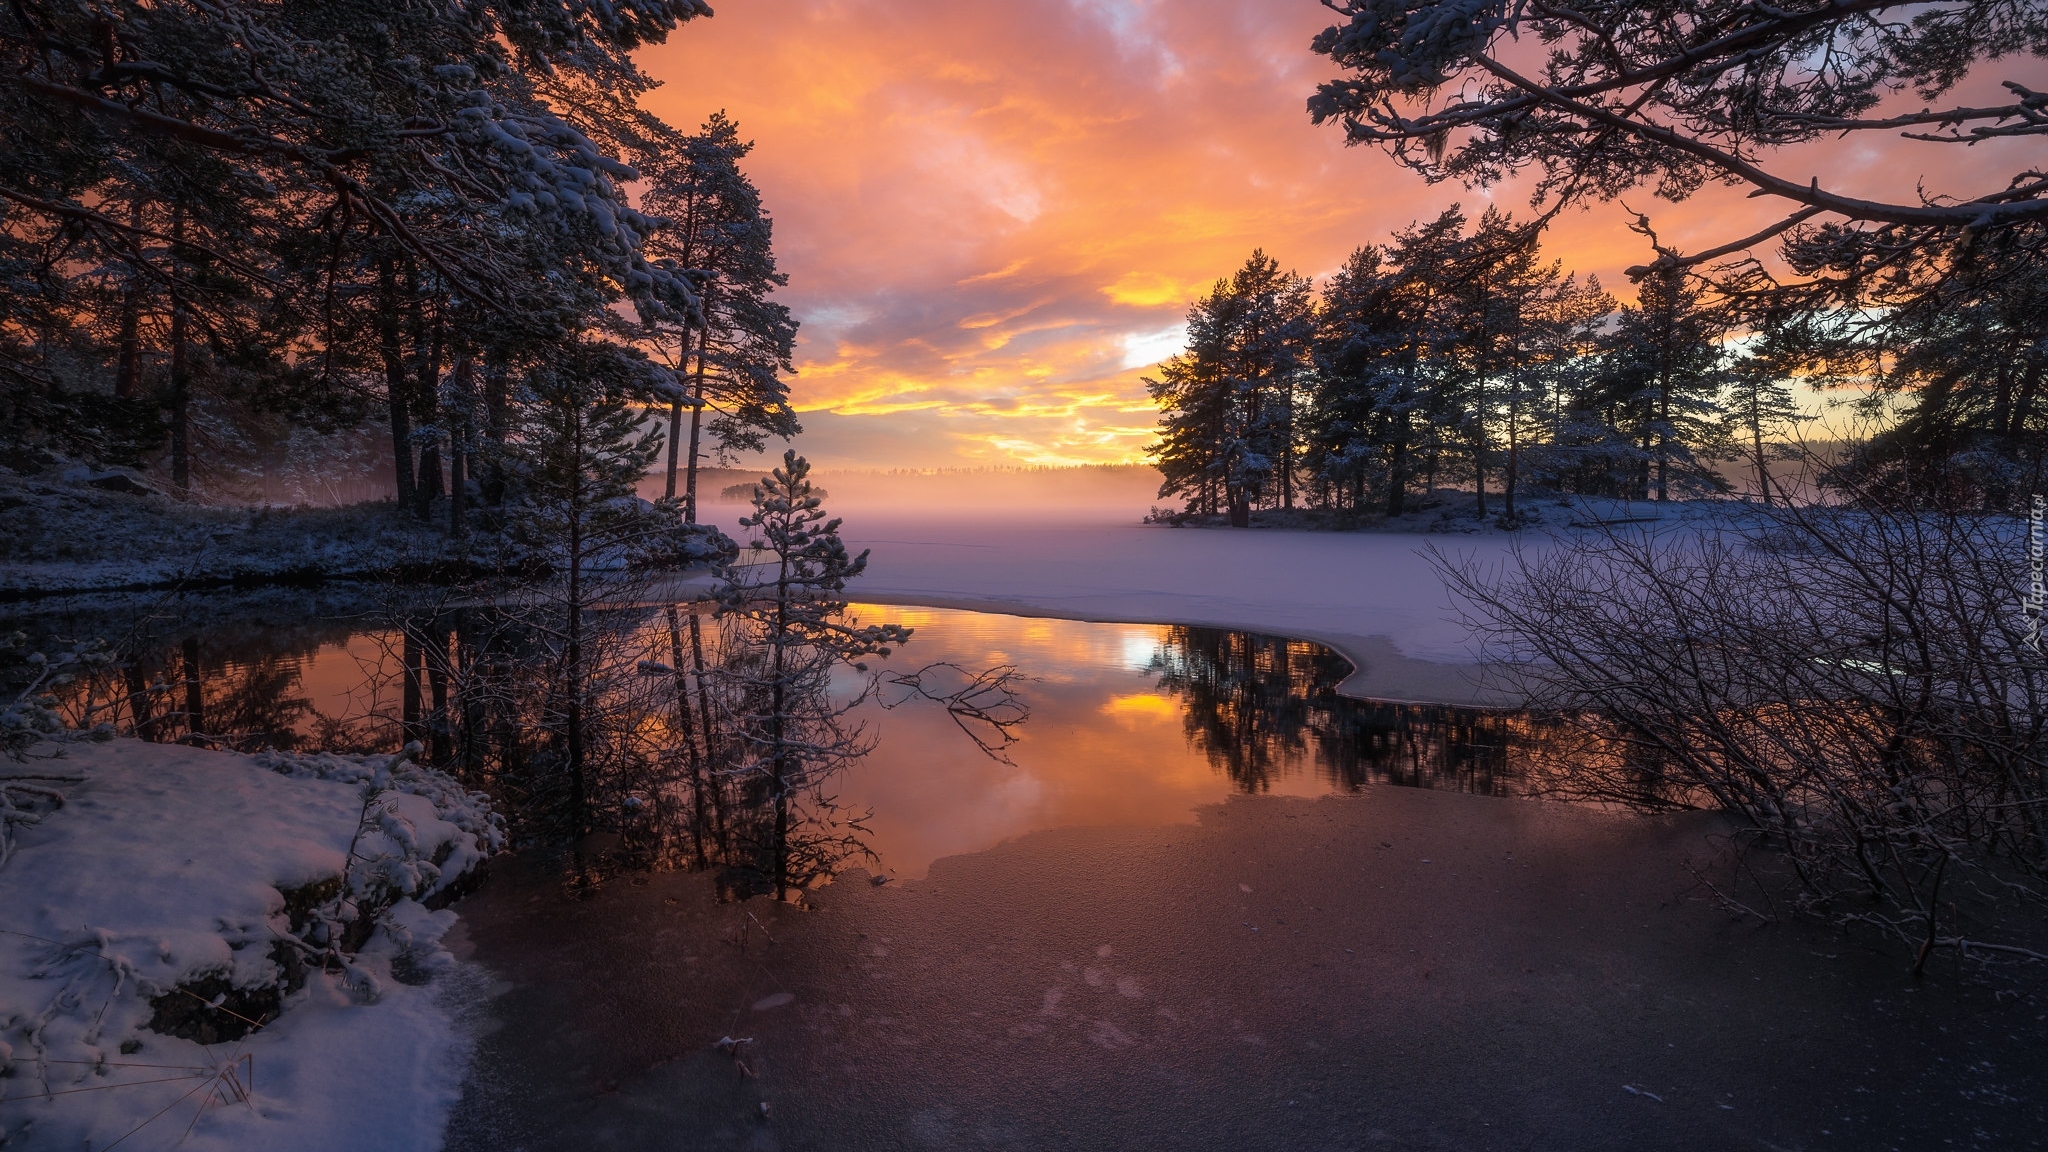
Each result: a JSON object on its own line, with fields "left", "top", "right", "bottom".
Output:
{"left": 1499, "top": 267, "right": 1609, "bottom": 521}
{"left": 490, "top": 339, "right": 714, "bottom": 842}
{"left": 1434, "top": 209, "right": 1587, "bottom": 520}
{"left": 1589, "top": 231, "right": 1733, "bottom": 502}
{"left": 1148, "top": 252, "right": 1314, "bottom": 526}
{"left": 2, "top": 0, "right": 711, "bottom": 498}
{"left": 1304, "top": 244, "right": 1405, "bottom": 514}
{"left": 1305, "top": 209, "right": 1473, "bottom": 516}
{"left": 637, "top": 113, "right": 801, "bottom": 521}
{"left": 711, "top": 451, "right": 909, "bottom": 900}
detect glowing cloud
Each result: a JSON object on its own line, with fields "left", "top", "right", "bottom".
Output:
{"left": 637, "top": 0, "right": 2032, "bottom": 468}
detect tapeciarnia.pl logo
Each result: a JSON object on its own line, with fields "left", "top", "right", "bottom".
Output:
{"left": 2030, "top": 495, "right": 2045, "bottom": 654}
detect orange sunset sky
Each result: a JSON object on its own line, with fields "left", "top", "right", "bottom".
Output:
{"left": 637, "top": 0, "right": 2045, "bottom": 469}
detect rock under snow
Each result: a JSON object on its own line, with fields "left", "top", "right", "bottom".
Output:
{"left": 0, "top": 737, "right": 499, "bottom": 1151}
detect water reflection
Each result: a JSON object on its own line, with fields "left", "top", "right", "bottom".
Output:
{"left": 1150, "top": 625, "right": 1519, "bottom": 796}
{"left": 4, "top": 589, "right": 390, "bottom": 752}
{"left": 6, "top": 595, "right": 1538, "bottom": 881}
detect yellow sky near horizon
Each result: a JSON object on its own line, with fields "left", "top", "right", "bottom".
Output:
{"left": 637, "top": 0, "right": 2043, "bottom": 469}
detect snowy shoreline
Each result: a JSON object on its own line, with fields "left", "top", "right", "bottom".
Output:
{"left": 0, "top": 737, "right": 500, "bottom": 1152}
{"left": 662, "top": 511, "right": 1575, "bottom": 707}
{"left": 856, "top": 591, "right": 1504, "bottom": 706}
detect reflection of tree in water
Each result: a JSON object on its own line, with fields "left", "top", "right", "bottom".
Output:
{"left": 1148, "top": 628, "right": 1319, "bottom": 792}
{"left": 15, "top": 589, "right": 951, "bottom": 898}
{"left": 1150, "top": 625, "right": 1523, "bottom": 795}
{"left": 16, "top": 590, "right": 371, "bottom": 752}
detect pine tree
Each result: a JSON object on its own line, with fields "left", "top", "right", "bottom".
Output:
{"left": 1148, "top": 252, "right": 1313, "bottom": 526}
{"left": 1592, "top": 245, "right": 1732, "bottom": 502}
{"left": 1438, "top": 209, "right": 1574, "bottom": 520}
{"left": 498, "top": 340, "right": 666, "bottom": 840}
{"left": 1306, "top": 220, "right": 1462, "bottom": 517}
{"left": 638, "top": 113, "right": 800, "bottom": 521}
{"left": 1499, "top": 268, "right": 1609, "bottom": 520}
{"left": 2, "top": 0, "right": 710, "bottom": 499}
{"left": 1745, "top": 220, "right": 2048, "bottom": 510}
{"left": 1379, "top": 211, "right": 1475, "bottom": 512}
{"left": 1722, "top": 344, "right": 1807, "bottom": 504}
{"left": 712, "top": 451, "right": 909, "bottom": 900}
{"left": 1304, "top": 244, "right": 1404, "bottom": 514}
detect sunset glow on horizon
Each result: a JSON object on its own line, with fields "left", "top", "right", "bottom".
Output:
{"left": 638, "top": 0, "right": 2041, "bottom": 469}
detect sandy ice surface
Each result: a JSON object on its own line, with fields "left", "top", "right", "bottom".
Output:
{"left": 445, "top": 790, "right": 2048, "bottom": 1152}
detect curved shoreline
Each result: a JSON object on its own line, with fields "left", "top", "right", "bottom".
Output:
{"left": 630, "top": 567, "right": 1509, "bottom": 708}
{"left": 844, "top": 590, "right": 1512, "bottom": 708}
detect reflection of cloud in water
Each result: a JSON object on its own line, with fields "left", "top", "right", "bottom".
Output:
{"left": 1119, "top": 631, "right": 1161, "bottom": 673}
{"left": 840, "top": 606, "right": 1364, "bottom": 875}
{"left": 1099, "top": 692, "right": 1176, "bottom": 724}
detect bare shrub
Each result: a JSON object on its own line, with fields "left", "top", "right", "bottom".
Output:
{"left": 1439, "top": 497, "right": 2048, "bottom": 972}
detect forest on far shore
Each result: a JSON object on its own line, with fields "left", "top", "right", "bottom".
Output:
{"left": 1147, "top": 211, "right": 2042, "bottom": 529}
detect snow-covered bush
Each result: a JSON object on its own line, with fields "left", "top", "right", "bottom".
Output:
{"left": 258, "top": 745, "right": 505, "bottom": 906}
{"left": 0, "top": 632, "right": 114, "bottom": 761}
{"left": 619, "top": 507, "right": 740, "bottom": 572}
{"left": 0, "top": 738, "right": 499, "bottom": 1148}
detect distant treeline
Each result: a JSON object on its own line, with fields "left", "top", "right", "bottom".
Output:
{"left": 1150, "top": 207, "right": 2044, "bottom": 525}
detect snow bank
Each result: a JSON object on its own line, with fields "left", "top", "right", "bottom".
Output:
{"left": 0, "top": 737, "right": 500, "bottom": 1151}
{"left": 761, "top": 514, "right": 1519, "bottom": 704}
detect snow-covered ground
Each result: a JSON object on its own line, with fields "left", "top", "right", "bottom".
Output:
{"left": 0, "top": 469, "right": 444, "bottom": 598}
{"left": 0, "top": 736, "right": 498, "bottom": 1151}
{"left": 683, "top": 495, "right": 1734, "bottom": 706}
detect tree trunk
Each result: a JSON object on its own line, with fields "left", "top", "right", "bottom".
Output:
{"left": 664, "top": 397, "right": 684, "bottom": 501}
{"left": 1752, "top": 391, "right": 1771, "bottom": 505}
{"left": 1387, "top": 369, "right": 1412, "bottom": 517}
{"left": 114, "top": 205, "right": 143, "bottom": 400}
{"left": 482, "top": 358, "right": 508, "bottom": 506}
{"left": 410, "top": 289, "right": 444, "bottom": 520}
{"left": 448, "top": 355, "right": 473, "bottom": 536}
{"left": 124, "top": 660, "right": 155, "bottom": 740}
{"left": 567, "top": 409, "right": 587, "bottom": 843}
{"left": 167, "top": 209, "right": 190, "bottom": 493}
{"left": 1471, "top": 374, "right": 1487, "bottom": 519}
{"left": 1656, "top": 366, "right": 1671, "bottom": 503}
{"left": 168, "top": 301, "right": 190, "bottom": 492}
{"left": 378, "top": 259, "right": 416, "bottom": 508}
{"left": 683, "top": 301, "right": 712, "bottom": 524}
{"left": 1279, "top": 377, "right": 1295, "bottom": 511}
{"left": 569, "top": 424, "right": 585, "bottom": 844}
{"left": 1504, "top": 421, "right": 1519, "bottom": 520}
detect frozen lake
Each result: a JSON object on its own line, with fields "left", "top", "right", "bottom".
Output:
{"left": 8, "top": 587, "right": 2040, "bottom": 1151}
